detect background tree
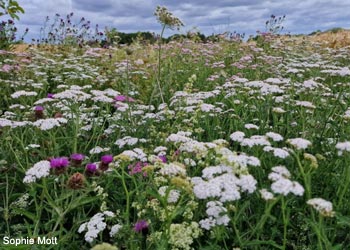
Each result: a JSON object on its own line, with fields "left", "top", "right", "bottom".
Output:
{"left": 0, "top": 0, "right": 25, "bottom": 20}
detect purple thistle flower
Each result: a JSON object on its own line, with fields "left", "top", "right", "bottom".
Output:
{"left": 133, "top": 220, "right": 149, "bottom": 235}
{"left": 101, "top": 155, "right": 113, "bottom": 164}
{"left": 86, "top": 163, "right": 97, "bottom": 172}
{"left": 50, "top": 157, "right": 69, "bottom": 168}
{"left": 34, "top": 105, "right": 45, "bottom": 120}
{"left": 85, "top": 163, "right": 98, "bottom": 177}
{"left": 71, "top": 153, "right": 84, "bottom": 161}
{"left": 158, "top": 155, "right": 167, "bottom": 163}
{"left": 99, "top": 155, "right": 113, "bottom": 171}
{"left": 70, "top": 153, "right": 85, "bottom": 166}
{"left": 34, "top": 106, "right": 44, "bottom": 111}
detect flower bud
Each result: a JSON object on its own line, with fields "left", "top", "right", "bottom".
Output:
{"left": 67, "top": 172, "right": 85, "bottom": 189}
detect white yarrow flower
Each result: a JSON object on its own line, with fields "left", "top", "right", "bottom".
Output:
{"left": 23, "top": 160, "right": 51, "bottom": 183}
{"left": 307, "top": 198, "right": 335, "bottom": 217}
{"left": 230, "top": 131, "right": 245, "bottom": 142}
{"left": 287, "top": 138, "right": 312, "bottom": 150}
{"left": 158, "top": 186, "right": 181, "bottom": 203}
{"left": 266, "top": 132, "right": 284, "bottom": 142}
{"left": 110, "top": 224, "right": 122, "bottom": 237}
{"left": 259, "top": 189, "right": 275, "bottom": 201}
{"left": 33, "top": 118, "right": 68, "bottom": 131}
{"left": 244, "top": 123, "right": 259, "bottom": 130}
{"left": 335, "top": 141, "right": 350, "bottom": 156}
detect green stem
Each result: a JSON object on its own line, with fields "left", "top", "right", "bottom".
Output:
{"left": 252, "top": 199, "right": 278, "bottom": 240}
{"left": 4, "top": 174, "right": 10, "bottom": 235}
{"left": 293, "top": 151, "right": 312, "bottom": 200}
{"left": 336, "top": 160, "right": 350, "bottom": 208}
{"left": 156, "top": 24, "right": 166, "bottom": 104}
{"left": 121, "top": 169, "right": 130, "bottom": 225}
{"left": 33, "top": 186, "right": 44, "bottom": 236}
{"left": 281, "top": 197, "right": 288, "bottom": 250}
{"left": 73, "top": 111, "right": 80, "bottom": 153}
{"left": 232, "top": 215, "right": 243, "bottom": 247}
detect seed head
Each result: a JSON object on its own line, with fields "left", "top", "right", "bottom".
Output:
{"left": 154, "top": 6, "right": 184, "bottom": 30}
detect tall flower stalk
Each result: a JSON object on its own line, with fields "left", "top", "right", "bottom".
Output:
{"left": 152, "top": 6, "right": 183, "bottom": 104}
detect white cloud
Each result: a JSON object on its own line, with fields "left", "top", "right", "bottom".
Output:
{"left": 9, "top": 0, "right": 350, "bottom": 42}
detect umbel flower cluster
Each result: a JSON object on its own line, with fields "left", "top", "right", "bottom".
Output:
{"left": 154, "top": 6, "right": 184, "bottom": 30}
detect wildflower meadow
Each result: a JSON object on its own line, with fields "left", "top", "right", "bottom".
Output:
{"left": 1, "top": 3, "right": 350, "bottom": 250}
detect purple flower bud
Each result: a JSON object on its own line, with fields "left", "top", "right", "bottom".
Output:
{"left": 85, "top": 163, "right": 97, "bottom": 172}
{"left": 70, "top": 153, "right": 85, "bottom": 166}
{"left": 71, "top": 153, "right": 84, "bottom": 161}
{"left": 133, "top": 220, "right": 149, "bottom": 235}
{"left": 34, "top": 106, "right": 44, "bottom": 111}
{"left": 101, "top": 154, "right": 113, "bottom": 164}
{"left": 34, "top": 106, "right": 45, "bottom": 120}
{"left": 50, "top": 157, "right": 69, "bottom": 168}
{"left": 158, "top": 155, "right": 167, "bottom": 163}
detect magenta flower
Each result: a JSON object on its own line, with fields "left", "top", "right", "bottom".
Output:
{"left": 158, "top": 155, "right": 167, "bottom": 163}
{"left": 47, "top": 93, "right": 55, "bottom": 98}
{"left": 115, "top": 95, "right": 126, "bottom": 102}
{"left": 50, "top": 157, "right": 69, "bottom": 168}
{"left": 101, "top": 154, "right": 113, "bottom": 164}
{"left": 34, "top": 106, "right": 44, "bottom": 111}
{"left": 114, "top": 95, "right": 135, "bottom": 102}
{"left": 99, "top": 155, "right": 113, "bottom": 171}
{"left": 71, "top": 153, "right": 84, "bottom": 161}
{"left": 85, "top": 163, "right": 98, "bottom": 177}
{"left": 128, "top": 161, "right": 148, "bottom": 176}
{"left": 34, "top": 106, "right": 45, "bottom": 120}
{"left": 70, "top": 153, "right": 85, "bottom": 166}
{"left": 86, "top": 163, "right": 97, "bottom": 172}
{"left": 133, "top": 220, "right": 149, "bottom": 235}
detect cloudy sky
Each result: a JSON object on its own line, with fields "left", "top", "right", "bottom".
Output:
{"left": 10, "top": 0, "right": 350, "bottom": 41}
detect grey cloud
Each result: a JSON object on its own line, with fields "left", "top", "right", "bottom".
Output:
{"left": 12, "top": 0, "right": 350, "bottom": 41}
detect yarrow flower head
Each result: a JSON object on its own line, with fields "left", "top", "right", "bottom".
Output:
{"left": 268, "top": 165, "right": 304, "bottom": 196}
{"left": 287, "top": 138, "right": 312, "bottom": 150}
{"left": 335, "top": 141, "right": 350, "bottom": 156}
{"left": 78, "top": 212, "right": 115, "bottom": 243}
{"left": 23, "top": 160, "right": 51, "bottom": 183}
{"left": 307, "top": 198, "right": 335, "bottom": 217}
{"left": 154, "top": 6, "right": 184, "bottom": 30}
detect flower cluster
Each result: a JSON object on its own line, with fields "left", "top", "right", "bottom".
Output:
{"left": 78, "top": 211, "right": 115, "bottom": 243}
{"left": 154, "top": 6, "right": 184, "bottom": 30}
{"left": 268, "top": 166, "right": 304, "bottom": 196}
{"left": 307, "top": 198, "right": 335, "bottom": 217}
